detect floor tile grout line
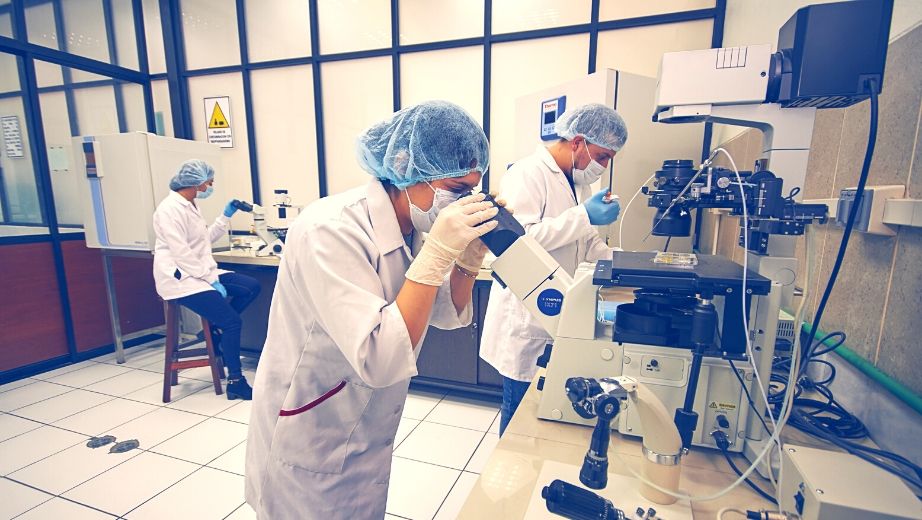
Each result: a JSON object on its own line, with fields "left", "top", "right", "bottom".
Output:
{"left": 0, "top": 379, "right": 39, "bottom": 395}
{"left": 2, "top": 475, "right": 56, "bottom": 518}
{"left": 221, "top": 501, "right": 249, "bottom": 520}
{"left": 5, "top": 472, "right": 126, "bottom": 519}
{"left": 119, "top": 463, "right": 211, "bottom": 518}
{"left": 9, "top": 392, "right": 121, "bottom": 429}
{"left": 392, "top": 454, "right": 477, "bottom": 475}
{"left": 431, "top": 465, "right": 466, "bottom": 520}
{"left": 461, "top": 429, "right": 491, "bottom": 474}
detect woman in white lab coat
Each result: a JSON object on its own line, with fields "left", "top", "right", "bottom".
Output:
{"left": 245, "top": 101, "right": 499, "bottom": 519}
{"left": 152, "top": 160, "right": 260, "bottom": 399}
{"left": 480, "top": 103, "right": 628, "bottom": 435}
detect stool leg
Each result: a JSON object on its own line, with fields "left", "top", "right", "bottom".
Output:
{"left": 163, "top": 303, "right": 179, "bottom": 403}
{"left": 202, "top": 318, "right": 224, "bottom": 396}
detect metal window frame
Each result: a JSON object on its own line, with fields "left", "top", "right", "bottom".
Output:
{"left": 0, "top": 0, "right": 156, "bottom": 377}
{"left": 159, "top": 1, "right": 724, "bottom": 195}
{"left": 0, "top": 0, "right": 725, "bottom": 382}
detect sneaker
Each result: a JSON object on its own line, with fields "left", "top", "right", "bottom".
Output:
{"left": 226, "top": 376, "right": 252, "bottom": 400}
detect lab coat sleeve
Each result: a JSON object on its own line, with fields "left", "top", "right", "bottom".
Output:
{"left": 429, "top": 275, "right": 474, "bottom": 330}
{"left": 153, "top": 206, "right": 217, "bottom": 282}
{"left": 208, "top": 215, "right": 231, "bottom": 243}
{"left": 584, "top": 233, "right": 619, "bottom": 263}
{"left": 502, "top": 165, "right": 596, "bottom": 252}
{"left": 296, "top": 220, "right": 418, "bottom": 389}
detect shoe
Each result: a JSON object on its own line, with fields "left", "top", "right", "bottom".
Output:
{"left": 226, "top": 376, "right": 252, "bottom": 400}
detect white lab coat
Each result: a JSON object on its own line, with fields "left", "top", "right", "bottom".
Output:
{"left": 480, "top": 146, "right": 615, "bottom": 382}
{"left": 151, "top": 191, "right": 230, "bottom": 301}
{"left": 245, "top": 179, "right": 472, "bottom": 519}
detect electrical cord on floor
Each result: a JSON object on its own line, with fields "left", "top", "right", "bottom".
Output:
{"left": 711, "top": 430, "right": 778, "bottom": 504}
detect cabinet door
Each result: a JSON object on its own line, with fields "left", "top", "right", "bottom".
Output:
{"left": 475, "top": 283, "right": 503, "bottom": 387}
{"left": 417, "top": 325, "right": 479, "bottom": 384}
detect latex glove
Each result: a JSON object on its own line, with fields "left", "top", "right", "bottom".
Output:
{"left": 211, "top": 281, "right": 228, "bottom": 298}
{"left": 583, "top": 189, "right": 621, "bottom": 225}
{"left": 405, "top": 193, "right": 499, "bottom": 286}
{"left": 223, "top": 200, "right": 239, "bottom": 218}
{"left": 456, "top": 195, "right": 510, "bottom": 272}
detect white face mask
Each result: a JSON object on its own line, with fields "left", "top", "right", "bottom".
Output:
{"left": 571, "top": 141, "right": 606, "bottom": 185}
{"left": 407, "top": 182, "right": 464, "bottom": 233}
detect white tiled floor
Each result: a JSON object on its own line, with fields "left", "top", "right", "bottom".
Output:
{"left": 0, "top": 342, "right": 501, "bottom": 519}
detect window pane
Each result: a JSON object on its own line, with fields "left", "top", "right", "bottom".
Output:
{"left": 317, "top": 0, "right": 390, "bottom": 55}
{"left": 143, "top": 0, "right": 167, "bottom": 74}
{"left": 26, "top": 2, "right": 60, "bottom": 50}
{"left": 0, "top": 53, "right": 45, "bottom": 233}
{"left": 492, "top": 0, "right": 590, "bottom": 34}
{"left": 600, "top": 0, "right": 715, "bottom": 21}
{"left": 245, "top": 0, "right": 311, "bottom": 62}
{"left": 111, "top": 0, "right": 140, "bottom": 70}
{"left": 251, "top": 66, "right": 319, "bottom": 205}
{"left": 321, "top": 57, "right": 393, "bottom": 195}
{"left": 61, "top": 0, "right": 111, "bottom": 65}
{"left": 0, "top": 10, "right": 12, "bottom": 39}
{"left": 34, "top": 62, "right": 149, "bottom": 230}
{"left": 596, "top": 20, "right": 713, "bottom": 78}
{"left": 401, "top": 46, "right": 483, "bottom": 126}
{"left": 490, "top": 35, "right": 589, "bottom": 189}
{"left": 0, "top": 52, "right": 19, "bottom": 93}
{"left": 181, "top": 0, "right": 241, "bottom": 70}
{"left": 399, "top": 0, "right": 482, "bottom": 45}
{"left": 151, "top": 79, "right": 173, "bottom": 136}
{"left": 121, "top": 82, "right": 148, "bottom": 132}
{"left": 35, "top": 60, "right": 64, "bottom": 88}
{"left": 187, "top": 73, "right": 254, "bottom": 218}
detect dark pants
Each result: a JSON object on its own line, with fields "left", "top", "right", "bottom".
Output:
{"left": 500, "top": 376, "right": 531, "bottom": 437}
{"left": 174, "top": 272, "right": 260, "bottom": 377}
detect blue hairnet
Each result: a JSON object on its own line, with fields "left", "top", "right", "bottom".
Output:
{"left": 169, "top": 159, "right": 215, "bottom": 191}
{"left": 554, "top": 103, "right": 628, "bottom": 152}
{"left": 355, "top": 100, "right": 490, "bottom": 189}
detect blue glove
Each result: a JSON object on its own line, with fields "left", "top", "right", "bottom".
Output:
{"left": 584, "top": 189, "right": 621, "bottom": 225}
{"left": 211, "top": 281, "right": 227, "bottom": 298}
{"left": 223, "top": 201, "right": 238, "bottom": 218}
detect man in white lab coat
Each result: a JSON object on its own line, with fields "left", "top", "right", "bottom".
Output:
{"left": 480, "top": 103, "right": 628, "bottom": 435}
{"left": 245, "top": 101, "right": 501, "bottom": 519}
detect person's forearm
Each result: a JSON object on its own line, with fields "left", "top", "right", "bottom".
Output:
{"left": 395, "top": 279, "right": 439, "bottom": 348}
{"left": 450, "top": 265, "right": 477, "bottom": 315}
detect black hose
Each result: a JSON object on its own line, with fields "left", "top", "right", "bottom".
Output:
{"left": 802, "top": 80, "right": 879, "bottom": 372}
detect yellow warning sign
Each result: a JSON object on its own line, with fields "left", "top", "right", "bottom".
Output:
{"left": 208, "top": 102, "right": 229, "bottom": 129}
{"left": 203, "top": 96, "right": 233, "bottom": 148}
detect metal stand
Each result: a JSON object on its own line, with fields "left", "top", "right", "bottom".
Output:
{"left": 100, "top": 249, "right": 155, "bottom": 364}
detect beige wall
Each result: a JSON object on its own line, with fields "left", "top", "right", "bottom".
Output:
{"left": 706, "top": 24, "right": 922, "bottom": 395}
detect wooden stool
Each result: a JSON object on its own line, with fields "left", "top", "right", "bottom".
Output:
{"left": 162, "top": 301, "right": 225, "bottom": 403}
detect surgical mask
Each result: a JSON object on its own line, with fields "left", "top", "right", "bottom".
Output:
{"left": 407, "top": 182, "right": 462, "bottom": 233}
{"left": 196, "top": 186, "right": 214, "bottom": 199}
{"left": 571, "top": 142, "right": 606, "bottom": 185}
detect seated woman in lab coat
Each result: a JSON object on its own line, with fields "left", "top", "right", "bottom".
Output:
{"left": 152, "top": 160, "right": 261, "bottom": 400}
{"left": 245, "top": 101, "right": 501, "bottom": 519}
{"left": 480, "top": 103, "right": 628, "bottom": 436}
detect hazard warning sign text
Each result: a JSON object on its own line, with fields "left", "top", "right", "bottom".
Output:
{"left": 204, "top": 96, "right": 233, "bottom": 148}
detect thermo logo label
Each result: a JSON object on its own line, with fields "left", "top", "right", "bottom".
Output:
{"left": 536, "top": 289, "right": 564, "bottom": 316}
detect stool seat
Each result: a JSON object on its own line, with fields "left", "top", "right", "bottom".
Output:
{"left": 162, "top": 300, "right": 224, "bottom": 403}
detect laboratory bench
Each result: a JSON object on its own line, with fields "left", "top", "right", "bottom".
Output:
{"left": 457, "top": 375, "right": 779, "bottom": 519}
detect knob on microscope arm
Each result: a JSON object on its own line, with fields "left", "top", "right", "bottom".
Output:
{"left": 566, "top": 376, "right": 684, "bottom": 505}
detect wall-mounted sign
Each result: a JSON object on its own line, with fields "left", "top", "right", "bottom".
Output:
{"left": 1, "top": 115, "right": 25, "bottom": 158}
{"left": 204, "top": 97, "right": 233, "bottom": 148}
